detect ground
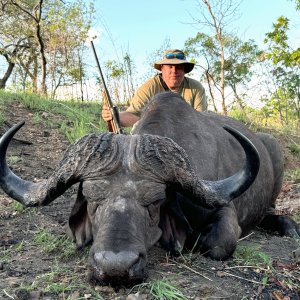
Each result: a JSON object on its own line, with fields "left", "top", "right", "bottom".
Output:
{"left": 0, "top": 101, "right": 299, "bottom": 300}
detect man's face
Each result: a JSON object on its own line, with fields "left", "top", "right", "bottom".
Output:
{"left": 161, "top": 64, "right": 185, "bottom": 89}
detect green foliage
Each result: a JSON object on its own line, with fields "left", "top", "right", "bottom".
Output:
{"left": 103, "top": 51, "right": 136, "bottom": 103}
{"left": 232, "top": 245, "right": 272, "bottom": 268}
{"left": 0, "top": 90, "right": 17, "bottom": 125}
{"left": 260, "top": 80, "right": 300, "bottom": 128}
{"left": 0, "top": 0, "right": 95, "bottom": 94}
{"left": 105, "top": 60, "right": 125, "bottom": 78}
{"left": 185, "top": 32, "right": 260, "bottom": 112}
{"left": 264, "top": 0, "right": 300, "bottom": 68}
{"left": 132, "top": 279, "right": 187, "bottom": 300}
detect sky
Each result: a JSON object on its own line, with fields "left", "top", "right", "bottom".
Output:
{"left": 91, "top": 0, "right": 299, "bottom": 76}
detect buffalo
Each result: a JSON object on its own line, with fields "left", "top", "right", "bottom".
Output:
{"left": 0, "top": 92, "right": 299, "bottom": 285}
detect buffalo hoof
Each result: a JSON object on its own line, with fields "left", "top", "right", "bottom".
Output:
{"left": 259, "top": 215, "right": 300, "bottom": 238}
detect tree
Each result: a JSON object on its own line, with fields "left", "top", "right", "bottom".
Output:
{"left": 0, "top": 39, "right": 29, "bottom": 89}
{"left": 0, "top": 0, "right": 94, "bottom": 96}
{"left": 263, "top": 0, "right": 300, "bottom": 128}
{"left": 142, "top": 37, "right": 171, "bottom": 82}
{"left": 4, "top": 0, "right": 48, "bottom": 94}
{"left": 103, "top": 51, "right": 136, "bottom": 104}
{"left": 264, "top": 16, "right": 300, "bottom": 67}
{"left": 184, "top": 0, "right": 260, "bottom": 115}
{"left": 184, "top": 0, "right": 260, "bottom": 114}
{"left": 0, "top": 1, "right": 32, "bottom": 90}
{"left": 44, "top": 0, "right": 94, "bottom": 98}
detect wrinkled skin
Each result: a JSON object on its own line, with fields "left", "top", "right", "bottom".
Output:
{"left": 0, "top": 92, "right": 298, "bottom": 285}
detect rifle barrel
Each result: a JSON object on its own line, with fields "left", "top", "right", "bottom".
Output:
{"left": 91, "top": 41, "right": 123, "bottom": 134}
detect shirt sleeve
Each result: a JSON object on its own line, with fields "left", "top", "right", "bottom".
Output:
{"left": 186, "top": 78, "right": 208, "bottom": 112}
{"left": 194, "top": 85, "right": 208, "bottom": 112}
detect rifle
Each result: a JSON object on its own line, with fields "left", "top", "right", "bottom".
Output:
{"left": 91, "top": 41, "right": 124, "bottom": 134}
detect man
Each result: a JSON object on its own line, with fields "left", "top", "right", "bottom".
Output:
{"left": 102, "top": 49, "right": 207, "bottom": 127}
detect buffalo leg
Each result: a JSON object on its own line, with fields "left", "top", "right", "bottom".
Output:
{"left": 259, "top": 214, "right": 300, "bottom": 238}
{"left": 196, "top": 206, "right": 242, "bottom": 260}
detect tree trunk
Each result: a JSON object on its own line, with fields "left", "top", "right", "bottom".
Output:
{"left": 34, "top": 0, "right": 47, "bottom": 95}
{"left": 203, "top": 0, "right": 227, "bottom": 115}
{"left": 0, "top": 60, "right": 15, "bottom": 89}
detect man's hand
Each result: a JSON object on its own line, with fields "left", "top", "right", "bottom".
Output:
{"left": 101, "top": 105, "right": 140, "bottom": 127}
{"left": 101, "top": 104, "right": 112, "bottom": 122}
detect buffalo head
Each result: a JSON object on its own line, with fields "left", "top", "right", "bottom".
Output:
{"left": 0, "top": 120, "right": 259, "bottom": 284}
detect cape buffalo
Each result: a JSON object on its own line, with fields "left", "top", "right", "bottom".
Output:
{"left": 0, "top": 92, "right": 299, "bottom": 285}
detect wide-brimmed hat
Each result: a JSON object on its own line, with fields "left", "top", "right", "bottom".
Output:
{"left": 154, "top": 49, "right": 194, "bottom": 73}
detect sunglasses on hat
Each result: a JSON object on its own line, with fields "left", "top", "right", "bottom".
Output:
{"left": 165, "top": 53, "right": 186, "bottom": 60}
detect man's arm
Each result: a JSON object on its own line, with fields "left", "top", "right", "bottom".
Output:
{"left": 102, "top": 105, "right": 140, "bottom": 127}
{"left": 192, "top": 81, "right": 208, "bottom": 112}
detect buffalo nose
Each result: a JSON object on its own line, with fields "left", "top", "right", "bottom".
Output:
{"left": 94, "top": 250, "right": 142, "bottom": 276}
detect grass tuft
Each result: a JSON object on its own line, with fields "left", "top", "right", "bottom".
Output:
{"left": 33, "top": 228, "right": 76, "bottom": 258}
{"left": 132, "top": 279, "right": 187, "bottom": 300}
{"left": 288, "top": 142, "right": 300, "bottom": 155}
{"left": 232, "top": 244, "right": 271, "bottom": 268}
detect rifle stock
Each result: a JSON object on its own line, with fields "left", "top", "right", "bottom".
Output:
{"left": 102, "top": 91, "right": 122, "bottom": 133}
{"left": 91, "top": 41, "right": 124, "bottom": 134}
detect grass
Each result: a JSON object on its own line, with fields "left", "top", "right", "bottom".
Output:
{"left": 284, "top": 168, "right": 300, "bottom": 182}
{"left": 132, "top": 279, "right": 187, "bottom": 300}
{"left": 11, "top": 201, "right": 25, "bottom": 213}
{"left": 288, "top": 142, "right": 300, "bottom": 155}
{"left": 0, "top": 90, "right": 107, "bottom": 143}
{"left": 7, "top": 155, "right": 22, "bottom": 165}
{"left": 0, "top": 247, "right": 12, "bottom": 263}
{"left": 231, "top": 243, "right": 300, "bottom": 289}
{"left": 33, "top": 227, "right": 76, "bottom": 258}
{"left": 232, "top": 244, "right": 272, "bottom": 268}
{"left": 0, "top": 240, "right": 25, "bottom": 264}
{"left": 20, "top": 265, "right": 104, "bottom": 299}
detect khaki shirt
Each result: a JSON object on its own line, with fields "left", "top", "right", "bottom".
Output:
{"left": 126, "top": 75, "right": 207, "bottom": 116}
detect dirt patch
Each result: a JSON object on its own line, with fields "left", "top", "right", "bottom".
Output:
{"left": 0, "top": 102, "right": 299, "bottom": 300}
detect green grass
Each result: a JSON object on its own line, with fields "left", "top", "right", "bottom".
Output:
{"left": 7, "top": 155, "right": 23, "bottom": 165}
{"left": 232, "top": 244, "right": 272, "bottom": 268}
{"left": 0, "top": 247, "right": 12, "bottom": 263}
{"left": 0, "top": 241, "right": 25, "bottom": 263}
{"left": 11, "top": 201, "right": 25, "bottom": 213}
{"left": 0, "top": 90, "right": 107, "bottom": 143}
{"left": 21, "top": 265, "right": 104, "bottom": 299}
{"left": 232, "top": 244, "right": 300, "bottom": 289}
{"left": 284, "top": 168, "right": 300, "bottom": 182}
{"left": 288, "top": 142, "right": 300, "bottom": 155}
{"left": 132, "top": 279, "right": 187, "bottom": 300}
{"left": 33, "top": 227, "right": 76, "bottom": 258}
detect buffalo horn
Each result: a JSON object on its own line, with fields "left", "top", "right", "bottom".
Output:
{"left": 176, "top": 125, "right": 260, "bottom": 208}
{"left": 0, "top": 121, "right": 39, "bottom": 206}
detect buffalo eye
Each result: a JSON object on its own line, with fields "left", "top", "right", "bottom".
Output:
{"left": 147, "top": 199, "right": 164, "bottom": 225}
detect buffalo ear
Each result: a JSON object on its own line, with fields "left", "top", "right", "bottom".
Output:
{"left": 68, "top": 183, "right": 93, "bottom": 249}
